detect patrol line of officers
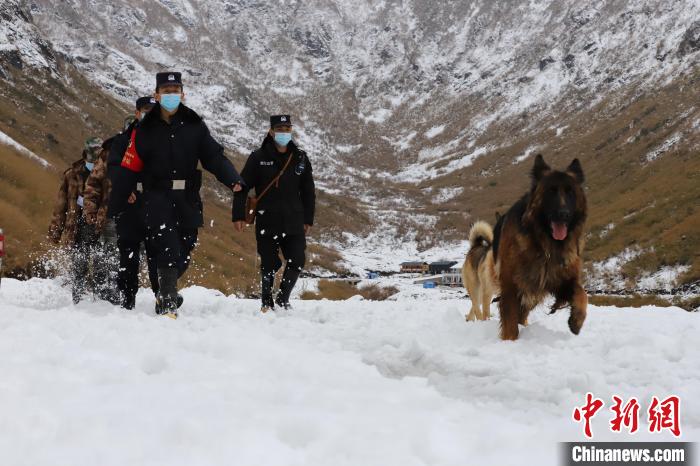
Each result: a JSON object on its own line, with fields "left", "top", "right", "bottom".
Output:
{"left": 48, "top": 72, "right": 316, "bottom": 317}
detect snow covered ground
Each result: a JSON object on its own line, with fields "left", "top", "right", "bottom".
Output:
{"left": 0, "top": 277, "right": 697, "bottom": 466}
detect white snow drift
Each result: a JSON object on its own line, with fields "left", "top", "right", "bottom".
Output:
{"left": 0, "top": 278, "right": 697, "bottom": 466}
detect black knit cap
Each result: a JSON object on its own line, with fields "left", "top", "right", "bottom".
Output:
{"left": 270, "top": 115, "right": 292, "bottom": 128}
{"left": 156, "top": 72, "right": 183, "bottom": 90}
{"left": 136, "top": 96, "right": 156, "bottom": 110}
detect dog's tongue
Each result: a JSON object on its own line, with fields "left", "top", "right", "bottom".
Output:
{"left": 551, "top": 222, "right": 568, "bottom": 241}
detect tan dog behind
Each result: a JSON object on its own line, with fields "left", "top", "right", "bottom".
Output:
{"left": 462, "top": 221, "right": 499, "bottom": 321}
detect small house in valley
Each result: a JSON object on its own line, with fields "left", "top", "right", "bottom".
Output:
{"left": 429, "top": 261, "right": 458, "bottom": 275}
{"left": 400, "top": 261, "right": 429, "bottom": 274}
{"left": 440, "top": 266, "right": 463, "bottom": 287}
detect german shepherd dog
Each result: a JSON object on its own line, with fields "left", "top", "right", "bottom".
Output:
{"left": 463, "top": 154, "right": 588, "bottom": 340}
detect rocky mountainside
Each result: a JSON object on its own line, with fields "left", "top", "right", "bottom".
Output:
{"left": 2, "top": 0, "right": 699, "bottom": 291}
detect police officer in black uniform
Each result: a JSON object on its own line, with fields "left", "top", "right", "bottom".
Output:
{"left": 233, "top": 115, "right": 315, "bottom": 313}
{"left": 106, "top": 96, "right": 159, "bottom": 310}
{"left": 116, "top": 72, "right": 244, "bottom": 317}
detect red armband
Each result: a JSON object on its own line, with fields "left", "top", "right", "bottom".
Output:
{"left": 120, "top": 129, "right": 144, "bottom": 172}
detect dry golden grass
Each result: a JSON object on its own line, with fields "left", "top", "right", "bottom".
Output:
{"left": 300, "top": 279, "right": 398, "bottom": 301}
{"left": 359, "top": 283, "right": 400, "bottom": 301}
{"left": 307, "top": 243, "right": 349, "bottom": 275}
{"left": 314, "top": 190, "right": 372, "bottom": 240}
{"left": 589, "top": 294, "right": 672, "bottom": 309}
{"left": 675, "top": 296, "right": 700, "bottom": 312}
{"left": 589, "top": 294, "right": 699, "bottom": 312}
{"left": 0, "top": 146, "right": 59, "bottom": 274}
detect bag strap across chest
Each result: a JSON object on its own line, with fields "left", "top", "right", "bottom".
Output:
{"left": 254, "top": 152, "right": 294, "bottom": 202}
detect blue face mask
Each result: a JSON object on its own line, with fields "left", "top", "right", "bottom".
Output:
{"left": 85, "top": 162, "right": 94, "bottom": 171}
{"left": 274, "top": 132, "right": 292, "bottom": 147}
{"left": 160, "top": 93, "right": 181, "bottom": 112}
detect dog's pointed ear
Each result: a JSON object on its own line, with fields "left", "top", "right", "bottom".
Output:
{"left": 531, "top": 154, "right": 550, "bottom": 182}
{"left": 567, "top": 158, "right": 585, "bottom": 184}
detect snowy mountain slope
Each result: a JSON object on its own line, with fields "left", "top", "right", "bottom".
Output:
{"left": 1, "top": 277, "right": 697, "bottom": 465}
{"left": 26, "top": 0, "right": 699, "bottom": 171}
{"left": 0, "top": 0, "right": 57, "bottom": 74}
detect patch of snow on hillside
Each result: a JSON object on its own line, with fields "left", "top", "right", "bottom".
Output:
{"left": 645, "top": 133, "right": 682, "bottom": 162}
{"left": 382, "top": 131, "right": 417, "bottom": 152}
{"left": 588, "top": 247, "right": 644, "bottom": 290}
{"left": 359, "top": 108, "right": 392, "bottom": 124}
{"left": 425, "top": 124, "right": 446, "bottom": 139}
{"left": 335, "top": 144, "right": 362, "bottom": 154}
{"left": 513, "top": 145, "right": 540, "bottom": 164}
{"left": 395, "top": 143, "right": 493, "bottom": 182}
{"left": 0, "top": 130, "right": 51, "bottom": 167}
{"left": 638, "top": 265, "right": 691, "bottom": 292}
{"left": 439, "top": 145, "right": 493, "bottom": 175}
{"left": 433, "top": 187, "right": 464, "bottom": 203}
{"left": 599, "top": 223, "right": 616, "bottom": 239}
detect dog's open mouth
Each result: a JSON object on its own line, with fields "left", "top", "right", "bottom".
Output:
{"left": 551, "top": 221, "right": 568, "bottom": 241}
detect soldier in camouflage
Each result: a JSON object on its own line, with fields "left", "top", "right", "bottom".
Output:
{"left": 48, "top": 137, "right": 103, "bottom": 304}
{"left": 83, "top": 134, "right": 121, "bottom": 305}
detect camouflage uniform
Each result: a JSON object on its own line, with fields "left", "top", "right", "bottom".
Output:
{"left": 48, "top": 138, "right": 111, "bottom": 304}
{"left": 83, "top": 141, "right": 121, "bottom": 305}
{"left": 83, "top": 117, "right": 136, "bottom": 233}
{"left": 83, "top": 152, "right": 111, "bottom": 233}
{"left": 48, "top": 157, "right": 92, "bottom": 246}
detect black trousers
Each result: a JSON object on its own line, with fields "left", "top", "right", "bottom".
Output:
{"left": 257, "top": 232, "right": 306, "bottom": 307}
{"left": 117, "top": 238, "right": 159, "bottom": 299}
{"left": 148, "top": 225, "right": 198, "bottom": 276}
{"left": 92, "top": 238, "right": 121, "bottom": 305}
{"left": 71, "top": 220, "right": 98, "bottom": 304}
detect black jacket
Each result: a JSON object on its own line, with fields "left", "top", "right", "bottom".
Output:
{"left": 117, "top": 103, "right": 243, "bottom": 230}
{"left": 233, "top": 135, "right": 315, "bottom": 236}
{"left": 107, "top": 123, "right": 134, "bottom": 215}
{"left": 105, "top": 123, "right": 147, "bottom": 241}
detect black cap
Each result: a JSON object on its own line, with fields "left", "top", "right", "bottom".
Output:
{"left": 136, "top": 96, "right": 156, "bottom": 110}
{"left": 270, "top": 115, "right": 292, "bottom": 127}
{"left": 156, "top": 72, "right": 183, "bottom": 90}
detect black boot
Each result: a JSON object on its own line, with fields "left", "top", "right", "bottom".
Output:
{"left": 260, "top": 270, "right": 275, "bottom": 313}
{"left": 72, "top": 284, "right": 85, "bottom": 305}
{"left": 155, "top": 267, "right": 179, "bottom": 318}
{"left": 153, "top": 293, "right": 183, "bottom": 312}
{"left": 275, "top": 264, "right": 301, "bottom": 310}
{"left": 122, "top": 292, "right": 136, "bottom": 310}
